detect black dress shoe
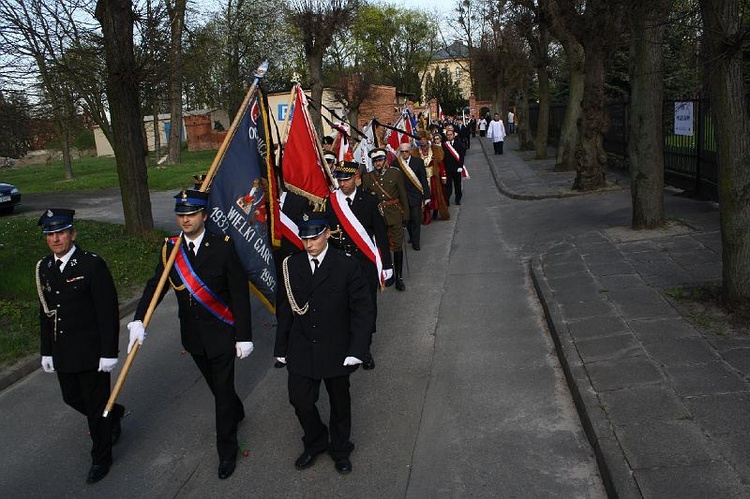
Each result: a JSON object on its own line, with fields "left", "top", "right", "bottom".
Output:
{"left": 395, "top": 278, "right": 406, "bottom": 291}
{"left": 335, "top": 457, "right": 352, "bottom": 474}
{"left": 412, "top": 243, "right": 420, "bottom": 251}
{"left": 455, "top": 200, "right": 461, "bottom": 205}
{"left": 218, "top": 459, "right": 236, "bottom": 479}
{"left": 295, "top": 449, "right": 324, "bottom": 470}
{"left": 86, "top": 463, "right": 110, "bottom": 484}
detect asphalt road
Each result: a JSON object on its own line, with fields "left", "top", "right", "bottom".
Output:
{"left": 1, "top": 144, "right": 607, "bottom": 497}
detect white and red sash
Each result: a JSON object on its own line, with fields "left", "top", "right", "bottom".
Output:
{"left": 445, "top": 141, "right": 470, "bottom": 179}
{"left": 329, "top": 190, "right": 385, "bottom": 286}
{"left": 170, "top": 237, "right": 235, "bottom": 325}
{"left": 279, "top": 210, "right": 304, "bottom": 250}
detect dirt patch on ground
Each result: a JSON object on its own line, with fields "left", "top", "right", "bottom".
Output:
{"left": 604, "top": 220, "right": 693, "bottom": 243}
{"left": 664, "top": 285, "right": 750, "bottom": 338}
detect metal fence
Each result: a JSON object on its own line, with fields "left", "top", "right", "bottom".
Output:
{"left": 528, "top": 96, "right": 725, "bottom": 200}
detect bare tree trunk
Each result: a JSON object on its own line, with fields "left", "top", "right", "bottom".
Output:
{"left": 700, "top": 0, "right": 750, "bottom": 307}
{"left": 555, "top": 39, "right": 584, "bottom": 171}
{"left": 629, "top": 0, "right": 667, "bottom": 229}
{"left": 166, "top": 0, "right": 186, "bottom": 165}
{"left": 59, "top": 124, "right": 74, "bottom": 180}
{"left": 309, "top": 50, "right": 325, "bottom": 137}
{"left": 95, "top": 0, "right": 154, "bottom": 234}
{"left": 517, "top": 74, "right": 533, "bottom": 151}
{"left": 573, "top": 44, "right": 608, "bottom": 191}
{"left": 535, "top": 65, "right": 550, "bottom": 160}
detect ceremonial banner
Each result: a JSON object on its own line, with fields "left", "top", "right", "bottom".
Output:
{"left": 282, "top": 84, "right": 332, "bottom": 202}
{"left": 353, "top": 120, "right": 375, "bottom": 172}
{"left": 206, "top": 92, "right": 277, "bottom": 312}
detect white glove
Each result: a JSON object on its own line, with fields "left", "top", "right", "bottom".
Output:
{"left": 383, "top": 268, "right": 394, "bottom": 281}
{"left": 98, "top": 357, "right": 118, "bottom": 372}
{"left": 41, "top": 356, "right": 55, "bottom": 373}
{"left": 275, "top": 357, "right": 287, "bottom": 364}
{"left": 457, "top": 168, "right": 463, "bottom": 173}
{"left": 424, "top": 198, "right": 431, "bottom": 205}
{"left": 236, "top": 341, "right": 254, "bottom": 359}
{"left": 343, "top": 356, "right": 362, "bottom": 366}
{"left": 127, "top": 320, "right": 146, "bottom": 354}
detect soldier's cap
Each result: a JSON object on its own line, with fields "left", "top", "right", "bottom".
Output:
{"left": 297, "top": 212, "right": 329, "bottom": 239}
{"left": 38, "top": 208, "right": 75, "bottom": 234}
{"left": 174, "top": 189, "right": 208, "bottom": 214}
{"left": 323, "top": 151, "right": 337, "bottom": 163}
{"left": 333, "top": 162, "right": 359, "bottom": 180}
{"left": 368, "top": 148, "right": 387, "bottom": 160}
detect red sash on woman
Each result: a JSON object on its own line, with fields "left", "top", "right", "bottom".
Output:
{"left": 170, "top": 237, "right": 235, "bottom": 326}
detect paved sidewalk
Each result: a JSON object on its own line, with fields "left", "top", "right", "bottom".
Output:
{"left": 482, "top": 135, "right": 750, "bottom": 497}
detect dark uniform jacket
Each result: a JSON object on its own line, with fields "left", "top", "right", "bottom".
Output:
{"left": 442, "top": 139, "right": 466, "bottom": 175}
{"left": 135, "top": 230, "right": 252, "bottom": 359}
{"left": 361, "top": 167, "right": 410, "bottom": 227}
{"left": 392, "top": 156, "right": 430, "bottom": 208}
{"left": 325, "top": 188, "right": 392, "bottom": 271}
{"left": 38, "top": 248, "right": 119, "bottom": 373}
{"left": 275, "top": 248, "right": 373, "bottom": 380}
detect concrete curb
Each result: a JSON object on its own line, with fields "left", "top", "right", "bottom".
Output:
{"left": 0, "top": 297, "right": 140, "bottom": 393}
{"left": 529, "top": 258, "right": 642, "bottom": 499}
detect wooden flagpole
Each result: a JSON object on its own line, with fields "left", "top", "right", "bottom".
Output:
{"left": 104, "top": 61, "right": 269, "bottom": 417}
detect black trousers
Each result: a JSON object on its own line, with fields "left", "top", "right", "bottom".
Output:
{"left": 288, "top": 373, "right": 354, "bottom": 460}
{"left": 57, "top": 370, "right": 123, "bottom": 466}
{"left": 493, "top": 140, "right": 504, "bottom": 155}
{"left": 444, "top": 171, "right": 463, "bottom": 204}
{"left": 407, "top": 203, "right": 422, "bottom": 247}
{"left": 192, "top": 350, "right": 244, "bottom": 461}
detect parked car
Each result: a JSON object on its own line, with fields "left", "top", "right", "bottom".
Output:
{"left": 0, "top": 182, "right": 21, "bottom": 214}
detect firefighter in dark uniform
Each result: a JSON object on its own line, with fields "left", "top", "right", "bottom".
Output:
{"left": 36, "top": 208, "right": 124, "bottom": 484}
{"left": 360, "top": 148, "right": 409, "bottom": 290}
{"left": 127, "top": 190, "right": 253, "bottom": 480}
{"left": 274, "top": 213, "right": 374, "bottom": 474}
{"left": 326, "top": 161, "right": 393, "bottom": 370}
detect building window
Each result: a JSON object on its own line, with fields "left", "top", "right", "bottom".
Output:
{"left": 455, "top": 68, "right": 461, "bottom": 81}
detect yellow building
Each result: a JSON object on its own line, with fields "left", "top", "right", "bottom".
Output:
{"left": 421, "top": 41, "right": 472, "bottom": 101}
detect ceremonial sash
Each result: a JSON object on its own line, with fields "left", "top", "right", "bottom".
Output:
{"left": 397, "top": 157, "right": 424, "bottom": 194}
{"left": 330, "top": 190, "right": 385, "bottom": 286}
{"left": 445, "top": 142, "right": 470, "bottom": 179}
{"left": 170, "top": 237, "right": 235, "bottom": 326}
{"left": 280, "top": 210, "right": 304, "bottom": 250}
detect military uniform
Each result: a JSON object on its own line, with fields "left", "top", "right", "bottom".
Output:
{"left": 361, "top": 148, "right": 409, "bottom": 290}
{"left": 36, "top": 208, "right": 124, "bottom": 484}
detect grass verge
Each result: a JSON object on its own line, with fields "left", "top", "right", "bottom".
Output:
{"left": 0, "top": 149, "right": 219, "bottom": 194}
{"left": 0, "top": 217, "right": 168, "bottom": 367}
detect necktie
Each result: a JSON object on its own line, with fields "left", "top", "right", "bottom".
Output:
{"left": 187, "top": 241, "right": 196, "bottom": 262}
{"left": 311, "top": 258, "right": 319, "bottom": 274}
{"left": 55, "top": 259, "right": 63, "bottom": 272}
{"left": 346, "top": 197, "right": 353, "bottom": 207}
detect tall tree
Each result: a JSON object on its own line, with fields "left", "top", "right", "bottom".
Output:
{"left": 285, "top": 0, "right": 359, "bottom": 135}
{"left": 544, "top": 0, "right": 584, "bottom": 171}
{"left": 699, "top": 0, "right": 750, "bottom": 307}
{"left": 628, "top": 0, "right": 671, "bottom": 229}
{"left": 164, "top": 0, "right": 187, "bottom": 165}
{"left": 424, "top": 67, "right": 466, "bottom": 115}
{"left": 95, "top": 0, "right": 154, "bottom": 234}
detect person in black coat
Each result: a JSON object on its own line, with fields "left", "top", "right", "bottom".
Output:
{"left": 392, "top": 142, "right": 430, "bottom": 251}
{"left": 326, "top": 162, "right": 393, "bottom": 370}
{"left": 36, "top": 208, "right": 124, "bottom": 484}
{"left": 127, "top": 190, "right": 253, "bottom": 480}
{"left": 442, "top": 125, "right": 467, "bottom": 205}
{"left": 275, "top": 214, "right": 374, "bottom": 474}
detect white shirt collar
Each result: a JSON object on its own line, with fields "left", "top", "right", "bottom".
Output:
{"left": 56, "top": 245, "right": 77, "bottom": 270}
{"left": 184, "top": 229, "right": 206, "bottom": 253}
{"left": 308, "top": 243, "right": 329, "bottom": 271}
{"left": 346, "top": 187, "right": 357, "bottom": 203}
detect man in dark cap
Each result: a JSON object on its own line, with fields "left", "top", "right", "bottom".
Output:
{"left": 275, "top": 213, "right": 374, "bottom": 474}
{"left": 361, "top": 147, "right": 409, "bottom": 290}
{"left": 326, "top": 161, "right": 393, "bottom": 370}
{"left": 36, "top": 208, "right": 124, "bottom": 484}
{"left": 127, "top": 189, "right": 253, "bottom": 480}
